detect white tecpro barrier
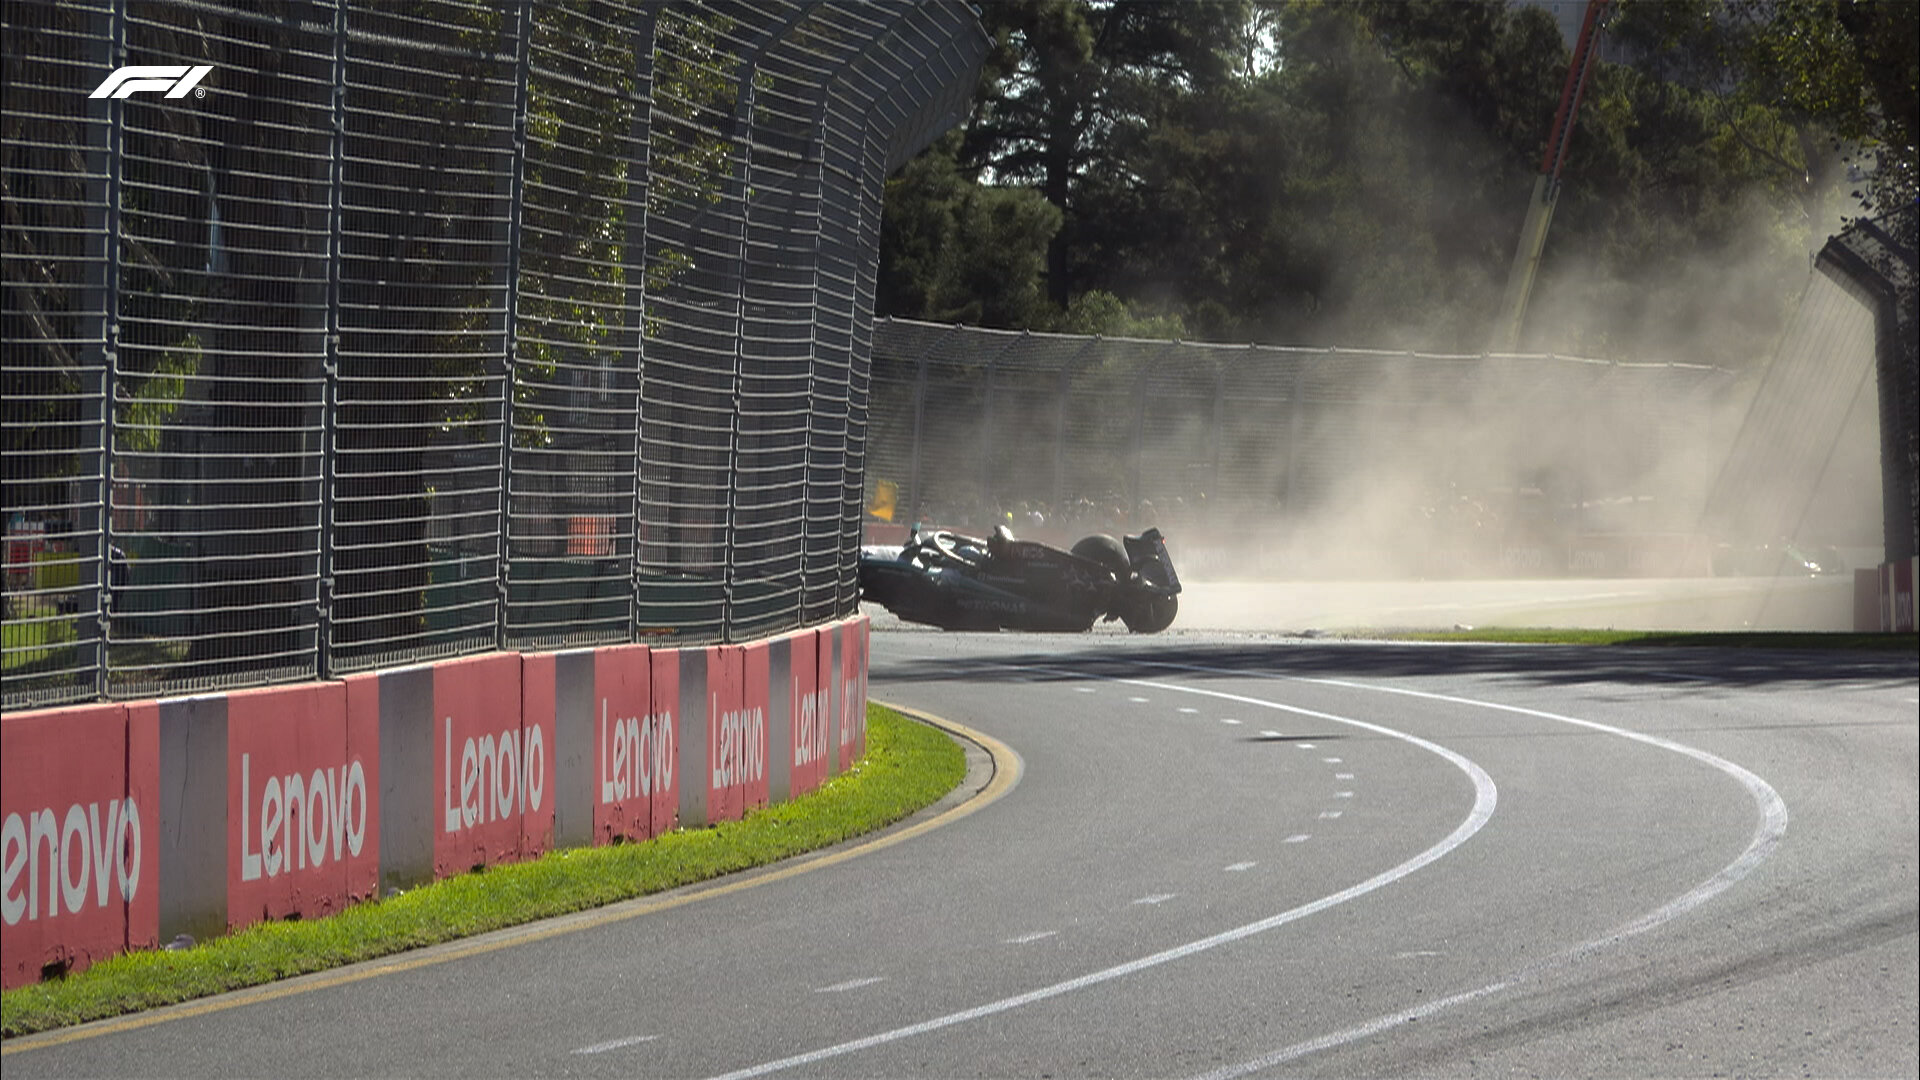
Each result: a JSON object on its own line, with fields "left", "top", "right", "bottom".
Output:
{"left": 0, "top": 617, "right": 868, "bottom": 989}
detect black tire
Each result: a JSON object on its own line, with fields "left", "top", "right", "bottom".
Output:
{"left": 1120, "top": 593, "right": 1178, "bottom": 634}
{"left": 1070, "top": 534, "right": 1130, "bottom": 579}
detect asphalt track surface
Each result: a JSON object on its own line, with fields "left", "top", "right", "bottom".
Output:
{"left": 6, "top": 624, "right": 1916, "bottom": 1078}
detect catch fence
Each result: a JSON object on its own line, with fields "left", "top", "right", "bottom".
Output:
{"left": 867, "top": 319, "right": 1743, "bottom": 576}
{"left": 1, "top": 0, "right": 988, "bottom": 710}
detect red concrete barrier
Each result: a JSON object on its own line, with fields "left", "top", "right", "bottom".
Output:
{"left": 839, "top": 617, "right": 870, "bottom": 770}
{"left": 817, "top": 623, "right": 842, "bottom": 778}
{"left": 651, "top": 648, "right": 683, "bottom": 836}
{"left": 223, "top": 682, "right": 375, "bottom": 933}
{"left": 1, "top": 702, "right": 157, "bottom": 988}
{"left": 433, "top": 653, "right": 538, "bottom": 876}
{"left": 704, "top": 645, "right": 747, "bottom": 824}
{"left": 518, "top": 655, "right": 558, "bottom": 858}
{"left": 787, "top": 629, "right": 826, "bottom": 798}
{"left": 591, "top": 644, "right": 664, "bottom": 844}
{"left": 740, "top": 641, "right": 772, "bottom": 814}
{"left": 3, "top": 614, "right": 877, "bottom": 987}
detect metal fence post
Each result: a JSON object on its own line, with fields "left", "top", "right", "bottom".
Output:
{"left": 317, "top": 0, "right": 347, "bottom": 681}
{"left": 497, "top": 3, "right": 533, "bottom": 652}
{"left": 83, "top": 1, "right": 128, "bottom": 701}
{"left": 627, "top": 8, "right": 659, "bottom": 644}
{"left": 721, "top": 66, "right": 757, "bottom": 643}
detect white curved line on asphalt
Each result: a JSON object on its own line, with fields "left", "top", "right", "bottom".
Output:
{"left": 572, "top": 1034, "right": 659, "bottom": 1055}
{"left": 1179, "top": 669, "right": 1791, "bottom": 1080}
{"left": 706, "top": 674, "right": 1499, "bottom": 1080}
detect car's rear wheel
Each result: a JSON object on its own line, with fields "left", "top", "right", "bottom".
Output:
{"left": 1070, "top": 534, "right": 1130, "bottom": 579}
{"left": 1120, "top": 593, "right": 1178, "bottom": 633}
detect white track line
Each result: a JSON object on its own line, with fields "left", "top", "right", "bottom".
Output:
{"left": 814, "top": 977, "right": 885, "bottom": 993}
{"left": 573, "top": 1034, "right": 659, "bottom": 1055}
{"left": 706, "top": 675, "right": 1498, "bottom": 1080}
{"left": 1174, "top": 666, "right": 1789, "bottom": 1080}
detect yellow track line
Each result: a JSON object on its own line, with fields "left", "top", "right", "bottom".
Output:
{"left": 3, "top": 703, "right": 1019, "bottom": 1056}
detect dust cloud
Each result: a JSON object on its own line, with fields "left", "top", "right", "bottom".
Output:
{"left": 1156, "top": 269, "right": 1884, "bottom": 633}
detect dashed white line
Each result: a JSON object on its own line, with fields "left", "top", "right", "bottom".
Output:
{"left": 1129, "top": 696, "right": 1150, "bottom": 703}
{"left": 1334, "top": 791, "right": 1353, "bottom": 799}
{"left": 574, "top": 1035, "right": 659, "bottom": 1055}
{"left": 1260, "top": 730, "right": 1284, "bottom": 738}
{"left": 1284, "top": 834, "right": 1310, "bottom": 844}
{"left": 1318, "top": 810, "right": 1343, "bottom": 819}
{"left": 1176, "top": 667, "right": 1789, "bottom": 1080}
{"left": 815, "top": 977, "right": 886, "bottom": 993}
{"left": 1224, "top": 862, "right": 1258, "bottom": 872}
{"left": 1006, "top": 931, "right": 1057, "bottom": 944}
{"left": 1074, "top": 686, "right": 1096, "bottom": 693}
{"left": 1335, "top": 773, "right": 1354, "bottom": 780}
{"left": 1322, "top": 757, "right": 1342, "bottom": 763}
{"left": 1179, "top": 707, "right": 1200, "bottom": 714}
{"left": 705, "top": 679, "right": 1498, "bottom": 1080}
{"left": 1296, "top": 743, "right": 1316, "bottom": 749}
{"left": 1133, "top": 894, "right": 1177, "bottom": 906}
{"left": 1220, "top": 718, "right": 1242, "bottom": 726}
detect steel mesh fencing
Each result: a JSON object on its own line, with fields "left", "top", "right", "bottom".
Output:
{"left": 2, "top": 0, "right": 988, "bottom": 710}
{"left": 869, "top": 319, "right": 1743, "bottom": 575}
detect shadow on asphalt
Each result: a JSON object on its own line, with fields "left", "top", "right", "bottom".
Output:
{"left": 870, "top": 636, "right": 1919, "bottom": 693}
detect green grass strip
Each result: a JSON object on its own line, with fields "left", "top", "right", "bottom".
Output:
{"left": 2, "top": 703, "right": 964, "bottom": 1038}
{"left": 1375, "top": 628, "right": 1917, "bottom": 650}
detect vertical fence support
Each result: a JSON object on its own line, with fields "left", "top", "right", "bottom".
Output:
{"left": 721, "top": 84, "right": 754, "bottom": 644}
{"left": 496, "top": 3, "right": 533, "bottom": 652}
{"left": 316, "top": 0, "right": 348, "bottom": 681}
{"left": 626, "top": 9, "right": 659, "bottom": 644}
{"left": 81, "top": 1, "right": 128, "bottom": 701}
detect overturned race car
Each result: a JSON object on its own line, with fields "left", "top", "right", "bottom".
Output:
{"left": 858, "top": 525, "right": 1181, "bottom": 633}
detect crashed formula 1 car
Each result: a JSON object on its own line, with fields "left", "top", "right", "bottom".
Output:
{"left": 858, "top": 525, "right": 1181, "bottom": 633}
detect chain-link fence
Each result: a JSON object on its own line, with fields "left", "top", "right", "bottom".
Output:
{"left": 867, "top": 319, "right": 1745, "bottom": 578}
{"left": 1, "top": 0, "right": 988, "bottom": 711}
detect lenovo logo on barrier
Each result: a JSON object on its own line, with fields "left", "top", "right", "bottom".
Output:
{"left": 1, "top": 800, "right": 143, "bottom": 925}
{"left": 90, "top": 65, "right": 212, "bottom": 100}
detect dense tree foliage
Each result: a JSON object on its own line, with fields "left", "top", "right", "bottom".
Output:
{"left": 877, "top": 0, "right": 1915, "bottom": 366}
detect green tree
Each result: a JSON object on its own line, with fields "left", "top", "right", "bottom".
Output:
{"left": 1613, "top": 0, "right": 1916, "bottom": 244}
{"left": 880, "top": 133, "right": 1061, "bottom": 327}
{"left": 964, "top": 0, "right": 1250, "bottom": 307}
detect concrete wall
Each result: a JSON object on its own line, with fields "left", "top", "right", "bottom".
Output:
{"left": 1, "top": 617, "right": 869, "bottom": 988}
